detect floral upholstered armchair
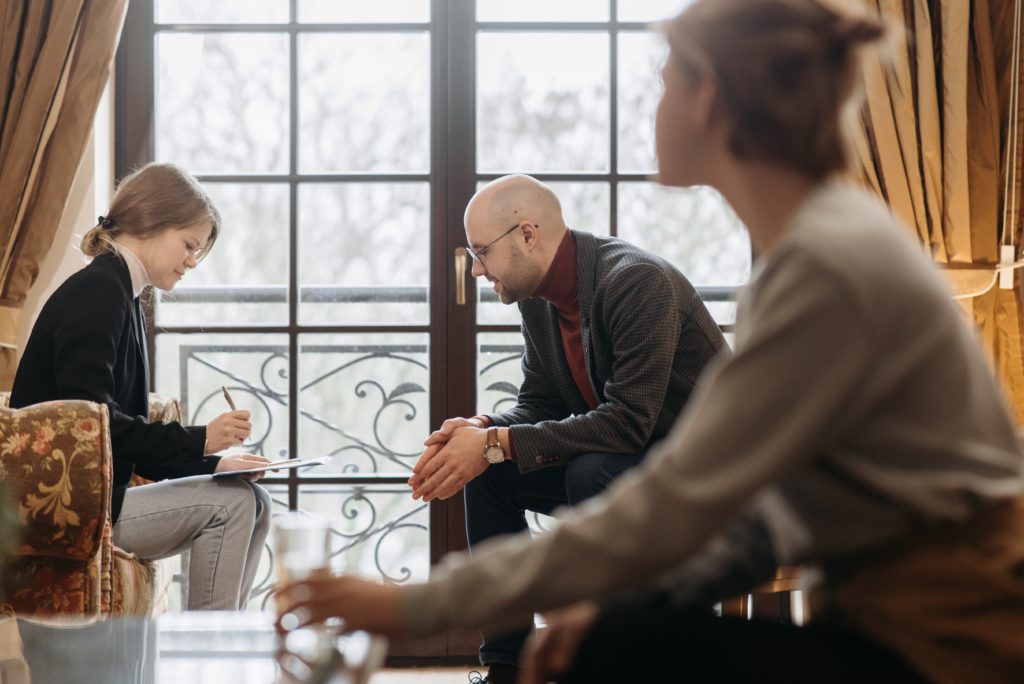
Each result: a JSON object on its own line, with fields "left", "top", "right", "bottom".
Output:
{"left": 0, "top": 393, "right": 180, "bottom": 618}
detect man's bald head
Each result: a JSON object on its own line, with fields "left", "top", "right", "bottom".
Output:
{"left": 465, "top": 175, "right": 567, "bottom": 240}
{"left": 463, "top": 175, "right": 569, "bottom": 304}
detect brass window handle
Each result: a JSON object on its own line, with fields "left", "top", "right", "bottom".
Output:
{"left": 454, "top": 247, "right": 468, "bottom": 305}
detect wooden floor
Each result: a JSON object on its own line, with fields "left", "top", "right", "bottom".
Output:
{"left": 371, "top": 667, "right": 482, "bottom": 682}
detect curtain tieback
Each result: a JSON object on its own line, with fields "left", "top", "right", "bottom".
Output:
{"left": 940, "top": 259, "right": 1024, "bottom": 300}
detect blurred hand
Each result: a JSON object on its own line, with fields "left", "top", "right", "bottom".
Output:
{"left": 205, "top": 409, "right": 252, "bottom": 454}
{"left": 409, "top": 426, "right": 489, "bottom": 501}
{"left": 275, "top": 574, "right": 404, "bottom": 636}
{"left": 519, "top": 601, "right": 601, "bottom": 684}
{"left": 215, "top": 453, "right": 272, "bottom": 481}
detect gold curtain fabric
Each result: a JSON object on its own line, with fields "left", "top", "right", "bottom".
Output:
{"left": 854, "top": 0, "right": 1024, "bottom": 420}
{"left": 0, "top": 0, "right": 129, "bottom": 387}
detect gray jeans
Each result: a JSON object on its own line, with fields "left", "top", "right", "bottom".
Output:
{"left": 112, "top": 475, "right": 272, "bottom": 610}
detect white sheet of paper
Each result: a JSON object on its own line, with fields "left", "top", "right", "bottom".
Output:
{"left": 211, "top": 456, "right": 333, "bottom": 478}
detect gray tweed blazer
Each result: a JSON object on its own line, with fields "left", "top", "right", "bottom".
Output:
{"left": 486, "top": 230, "right": 728, "bottom": 472}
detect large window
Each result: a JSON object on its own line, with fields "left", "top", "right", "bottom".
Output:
{"left": 117, "top": 0, "right": 748, "bottom": 655}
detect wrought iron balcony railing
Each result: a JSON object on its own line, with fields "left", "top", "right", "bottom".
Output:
{"left": 159, "top": 283, "right": 740, "bottom": 305}
{"left": 157, "top": 283, "right": 738, "bottom": 608}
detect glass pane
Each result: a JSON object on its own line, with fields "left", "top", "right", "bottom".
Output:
{"left": 474, "top": 181, "right": 609, "bottom": 325}
{"left": 157, "top": 183, "right": 288, "bottom": 327}
{"left": 155, "top": 333, "right": 291, "bottom": 460}
{"left": 618, "top": 32, "right": 667, "bottom": 173}
{"left": 298, "top": 183, "right": 429, "bottom": 325}
{"left": 300, "top": 486, "right": 429, "bottom": 583}
{"left": 299, "top": 33, "right": 430, "bottom": 173}
{"left": 298, "top": 333, "right": 429, "bottom": 477}
{"left": 617, "top": 0, "right": 693, "bottom": 22}
{"left": 477, "top": 332, "right": 524, "bottom": 416}
{"left": 705, "top": 301, "right": 738, "bottom": 326}
{"left": 477, "top": 0, "right": 609, "bottom": 22}
{"left": 617, "top": 183, "right": 751, "bottom": 285}
{"left": 205, "top": 485, "right": 429, "bottom": 611}
{"left": 477, "top": 33, "right": 610, "bottom": 173}
{"left": 553, "top": 182, "right": 611, "bottom": 236}
{"left": 156, "top": 33, "right": 288, "bottom": 174}
{"left": 476, "top": 333, "right": 559, "bottom": 536}
{"left": 157, "top": 0, "right": 288, "bottom": 23}
{"left": 299, "top": 0, "right": 429, "bottom": 22}
{"left": 476, "top": 285, "right": 521, "bottom": 326}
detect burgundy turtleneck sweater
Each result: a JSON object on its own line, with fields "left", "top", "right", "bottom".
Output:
{"left": 477, "top": 231, "right": 598, "bottom": 459}
{"left": 532, "top": 230, "right": 600, "bottom": 411}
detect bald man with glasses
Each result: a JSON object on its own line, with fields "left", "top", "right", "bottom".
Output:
{"left": 408, "top": 174, "right": 726, "bottom": 684}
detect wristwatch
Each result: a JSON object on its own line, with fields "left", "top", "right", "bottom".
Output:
{"left": 483, "top": 427, "right": 506, "bottom": 464}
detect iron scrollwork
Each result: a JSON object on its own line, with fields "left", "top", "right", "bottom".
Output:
{"left": 168, "top": 340, "right": 525, "bottom": 609}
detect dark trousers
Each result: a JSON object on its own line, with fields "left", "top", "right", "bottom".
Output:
{"left": 464, "top": 450, "right": 647, "bottom": 667}
{"left": 559, "top": 602, "right": 928, "bottom": 683}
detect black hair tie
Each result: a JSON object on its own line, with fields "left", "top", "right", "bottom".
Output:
{"left": 97, "top": 215, "right": 115, "bottom": 229}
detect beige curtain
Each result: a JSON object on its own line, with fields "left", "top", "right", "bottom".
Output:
{"left": 0, "top": 0, "right": 129, "bottom": 387}
{"left": 854, "top": 0, "right": 1024, "bottom": 421}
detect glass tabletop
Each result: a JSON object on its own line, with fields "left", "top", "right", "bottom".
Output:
{"left": 2, "top": 611, "right": 385, "bottom": 684}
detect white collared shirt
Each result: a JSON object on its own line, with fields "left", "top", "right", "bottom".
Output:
{"left": 112, "top": 243, "right": 152, "bottom": 298}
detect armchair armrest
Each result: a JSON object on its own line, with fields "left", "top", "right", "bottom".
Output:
{"left": 0, "top": 400, "right": 111, "bottom": 562}
{"left": 0, "top": 391, "right": 182, "bottom": 427}
{"left": 147, "top": 393, "right": 182, "bottom": 424}
{"left": 129, "top": 394, "right": 187, "bottom": 488}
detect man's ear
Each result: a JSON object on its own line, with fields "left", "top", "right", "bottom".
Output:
{"left": 519, "top": 221, "right": 539, "bottom": 250}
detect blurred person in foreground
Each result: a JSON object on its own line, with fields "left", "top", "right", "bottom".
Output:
{"left": 276, "top": 1, "right": 1024, "bottom": 681}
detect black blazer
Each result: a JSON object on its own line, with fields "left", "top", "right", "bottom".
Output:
{"left": 487, "top": 230, "right": 728, "bottom": 472}
{"left": 11, "top": 251, "right": 216, "bottom": 522}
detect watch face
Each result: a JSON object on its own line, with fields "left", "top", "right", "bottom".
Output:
{"left": 484, "top": 445, "right": 505, "bottom": 464}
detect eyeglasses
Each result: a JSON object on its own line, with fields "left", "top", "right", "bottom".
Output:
{"left": 466, "top": 222, "right": 532, "bottom": 267}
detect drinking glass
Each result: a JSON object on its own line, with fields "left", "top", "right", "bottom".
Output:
{"left": 273, "top": 512, "right": 331, "bottom": 616}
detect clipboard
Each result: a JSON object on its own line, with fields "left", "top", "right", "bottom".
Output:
{"left": 212, "top": 456, "right": 333, "bottom": 478}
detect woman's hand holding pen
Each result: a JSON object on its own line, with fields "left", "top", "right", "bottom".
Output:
{"left": 205, "top": 409, "right": 252, "bottom": 454}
